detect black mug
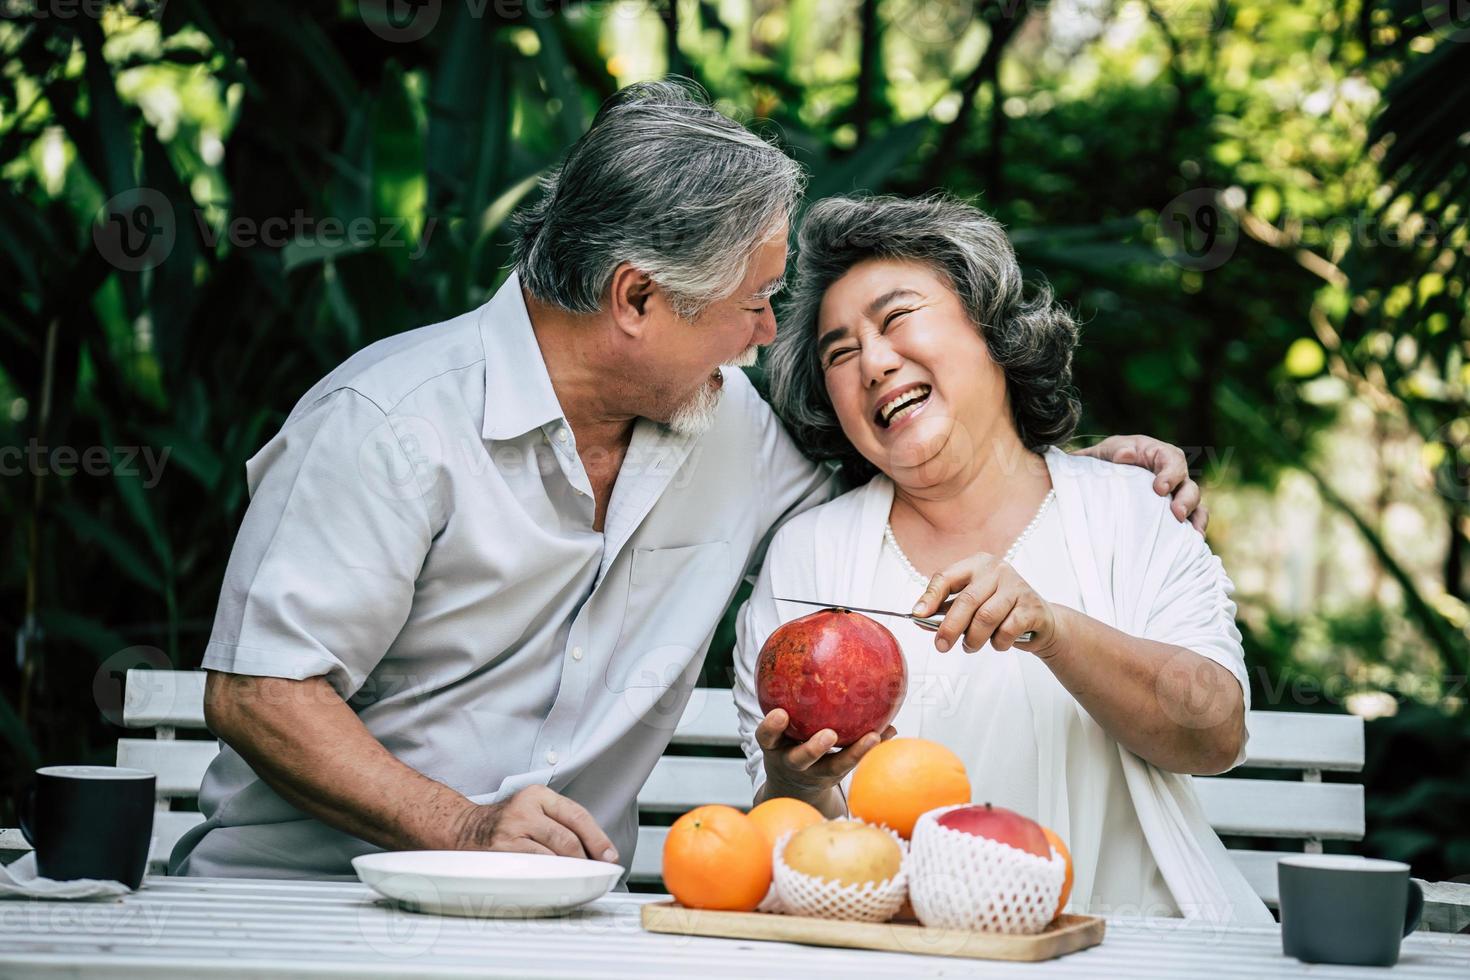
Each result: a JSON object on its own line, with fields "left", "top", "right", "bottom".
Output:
{"left": 19, "top": 765, "right": 156, "bottom": 889}
{"left": 1279, "top": 854, "right": 1424, "bottom": 967}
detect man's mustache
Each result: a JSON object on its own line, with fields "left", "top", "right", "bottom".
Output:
{"left": 726, "top": 345, "right": 759, "bottom": 368}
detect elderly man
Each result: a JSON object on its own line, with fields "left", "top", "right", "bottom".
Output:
{"left": 170, "top": 80, "right": 1204, "bottom": 879}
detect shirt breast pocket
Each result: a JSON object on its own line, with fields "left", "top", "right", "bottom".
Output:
{"left": 607, "top": 541, "right": 732, "bottom": 692}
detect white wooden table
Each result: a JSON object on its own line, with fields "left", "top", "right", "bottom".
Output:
{"left": 1, "top": 877, "right": 1467, "bottom": 978}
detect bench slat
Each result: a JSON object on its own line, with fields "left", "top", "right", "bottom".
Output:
{"left": 1228, "top": 848, "right": 1284, "bottom": 906}
{"left": 124, "top": 669, "right": 207, "bottom": 729}
{"left": 116, "top": 738, "right": 217, "bottom": 796}
{"left": 1419, "top": 880, "right": 1470, "bottom": 934}
{"left": 126, "top": 672, "right": 1368, "bottom": 775}
{"left": 631, "top": 826, "right": 667, "bottom": 882}
{"left": 667, "top": 690, "right": 1369, "bottom": 771}
{"left": 111, "top": 739, "right": 1368, "bottom": 841}
{"left": 147, "top": 811, "right": 206, "bottom": 871}
{"left": 638, "top": 756, "right": 751, "bottom": 812}
{"left": 1238, "top": 711, "right": 1364, "bottom": 771}
{"left": 637, "top": 756, "right": 1365, "bottom": 840}
{"left": 1194, "top": 777, "right": 1364, "bottom": 839}
{"left": 1228, "top": 852, "right": 1287, "bottom": 905}
{"left": 669, "top": 689, "right": 741, "bottom": 747}
{"left": 1217, "top": 850, "right": 1399, "bottom": 908}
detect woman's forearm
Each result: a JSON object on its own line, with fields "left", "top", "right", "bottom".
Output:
{"left": 754, "top": 778, "right": 847, "bottom": 819}
{"left": 1036, "top": 606, "right": 1246, "bottom": 774}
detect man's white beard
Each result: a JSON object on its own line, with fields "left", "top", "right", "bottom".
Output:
{"left": 666, "top": 346, "right": 759, "bottom": 437}
{"left": 667, "top": 381, "right": 721, "bottom": 437}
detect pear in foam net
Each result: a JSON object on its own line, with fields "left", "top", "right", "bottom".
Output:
{"left": 773, "top": 819, "right": 908, "bottom": 922}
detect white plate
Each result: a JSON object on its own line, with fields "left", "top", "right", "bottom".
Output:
{"left": 352, "top": 850, "right": 622, "bottom": 918}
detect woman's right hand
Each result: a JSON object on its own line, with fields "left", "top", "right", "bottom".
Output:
{"left": 754, "top": 708, "right": 895, "bottom": 804}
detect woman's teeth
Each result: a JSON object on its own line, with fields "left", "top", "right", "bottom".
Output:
{"left": 878, "top": 385, "right": 931, "bottom": 427}
{"left": 888, "top": 399, "right": 924, "bottom": 425}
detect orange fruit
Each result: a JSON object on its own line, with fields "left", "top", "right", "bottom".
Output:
{"left": 847, "top": 737, "right": 970, "bottom": 838}
{"left": 662, "top": 804, "right": 772, "bottom": 911}
{"left": 1043, "top": 826, "right": 1073, "bottom": 919}
{"left": 748, "top": 797, "right": 825, "bottom": 851}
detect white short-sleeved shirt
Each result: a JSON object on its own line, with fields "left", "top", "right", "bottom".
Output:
{"left": 875, "top": 502, "right": 1177, "bottom": 916}
{"left": 170, "top": 273, "right": 836, "bottom": 879}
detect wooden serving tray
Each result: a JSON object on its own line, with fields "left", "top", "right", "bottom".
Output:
{"left": 640, "top": 902, "right": 1105, "bottom": 962}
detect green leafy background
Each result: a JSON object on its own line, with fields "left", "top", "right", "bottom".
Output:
{"left": 1, "top": 0, "right": 1467, "bottom": 881}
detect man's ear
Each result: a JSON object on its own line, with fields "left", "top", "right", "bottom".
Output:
{"left": 608, "top": 263, "right": 657, "bottom": 338}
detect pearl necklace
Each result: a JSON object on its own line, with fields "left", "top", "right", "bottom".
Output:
{"left": 884, "top": 490, "right": 1056, "bottom": 584}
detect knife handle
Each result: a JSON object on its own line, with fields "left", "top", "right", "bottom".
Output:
{"left": 912, "top": 615, "right": 1034, "bottom": 644}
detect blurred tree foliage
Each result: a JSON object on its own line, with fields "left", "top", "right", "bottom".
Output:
{"left": 0, "top": 0, "right": 1466, "bottom": 878}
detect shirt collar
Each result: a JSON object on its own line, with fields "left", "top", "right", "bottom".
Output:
{"left": 478, "top": 272, "right": 567, "bottom": 441}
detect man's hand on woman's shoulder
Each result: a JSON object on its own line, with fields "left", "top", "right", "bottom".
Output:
{"left": 1072, "top": 434, "right": 1207, "bottom": 532}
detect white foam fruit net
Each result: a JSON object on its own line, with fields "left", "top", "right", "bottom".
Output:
{"left": 772, "top": 821, "right": 909, "bottom": 922}
{"left": 907, "top": 804, "right": 1065, "bottom": 935}
{"left": 757, "top": 831, "right": 789, "bottom": 913}
{"left": 756, "top": 879, "right": 783, "bottom": 914}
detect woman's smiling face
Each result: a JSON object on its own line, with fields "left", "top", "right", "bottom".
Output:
{"left": 817, "top": 258, "right": 1011, "bottom": 489}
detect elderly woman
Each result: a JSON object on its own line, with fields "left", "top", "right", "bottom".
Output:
{"left": 731, "top": 194, "right": 1271, "bottom": 923}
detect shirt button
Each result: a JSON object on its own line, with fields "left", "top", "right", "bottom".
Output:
{"left": 545, "top": 749, "right": 559, "bottom": 765}
{"left": 571, "top": 646, "right": 584, "bottom": 661}
{"left": 556, "top": 427, "right": 569, "bottom": 443}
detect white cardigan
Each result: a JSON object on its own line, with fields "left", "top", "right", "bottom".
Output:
{"left": 733, "top": 447, "right": 1273, "bottom": 923}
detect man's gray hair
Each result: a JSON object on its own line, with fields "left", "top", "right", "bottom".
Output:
{"left": 513, "top": 79, "right": 803, "bottom": 318}
{"left": 769, "top": 194, "right": 1081, "bottom": 483}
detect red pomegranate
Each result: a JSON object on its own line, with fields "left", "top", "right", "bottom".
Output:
{"left": 756, "top": 608, "right": 907, "bottom": 746}
{"left": 936, "top": 803, "right": 1050, "bottom": 858}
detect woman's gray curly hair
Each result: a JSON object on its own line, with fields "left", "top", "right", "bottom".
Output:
{"left": 767, "top": 194, "right": 1081, "bottom": 483}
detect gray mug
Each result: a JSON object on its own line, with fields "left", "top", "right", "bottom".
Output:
{"left": 1278, "top": 855, "right": 1424, "bottom": 967}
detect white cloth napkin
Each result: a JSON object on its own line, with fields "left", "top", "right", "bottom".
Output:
{"left": 0, "top": 853, "right": 132, "bottom": 900}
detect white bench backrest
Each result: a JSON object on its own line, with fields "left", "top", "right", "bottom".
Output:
{"left": 122, "top": 667, "right": 1367, "bottom": 768}
{"left": 117, "top": 669, "right": 1365, "bottom": 903}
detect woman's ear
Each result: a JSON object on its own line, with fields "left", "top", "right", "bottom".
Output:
{"left": 609, "top": 263, "right": 656, "bottom": 339}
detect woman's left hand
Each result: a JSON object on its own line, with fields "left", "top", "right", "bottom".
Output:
{"left": 912, "top": 555, "right": 1064, "bottom": 656}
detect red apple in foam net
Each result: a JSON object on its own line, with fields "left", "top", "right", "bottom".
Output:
{"left": 936, "top": 803, "right": 1050, "bottom": 858}
{"left": 756, "top": 608, "right": 907, "bottom": 747}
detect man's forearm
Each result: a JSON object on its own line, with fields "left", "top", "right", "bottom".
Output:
{"left": 204, "top": 672, "right": 473, "bottom": 850}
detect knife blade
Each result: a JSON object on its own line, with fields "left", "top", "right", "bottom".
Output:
{"left": 773, "top": 597, "right": 1033, "bottom": 643}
